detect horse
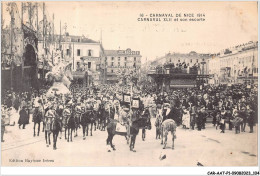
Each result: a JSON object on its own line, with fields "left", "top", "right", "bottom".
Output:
{"left": 74, "top": 112, "right": 81, "bottom": 137}
{"left": 161, "top": 119, "right": 177, "bottom": 150}
{"left": 99, "top": 103, "right": 109, "bottom": 131}
{"left": 32, "top": 107, "right": 42, "bottom": 137}
{"left": 93, "top": 101, "right": 101, "bottom": 130}
{"left": 128, "top": 110, "right": 151, "bottom": 152}
{"left": 106, "top": 109, "right": 151, "bottom": 152}
{"left": 80, "top": 110, "right": 95, "bottom": 140}
{"left": 64, "top": 115, "right": 76, "bottom": 142}
{"left": 51, "top": 118, "right": 62, "bottom": 150}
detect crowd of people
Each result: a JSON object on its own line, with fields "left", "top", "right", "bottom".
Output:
{"left": 1, "top": 82, "right": 258, "bottom": 146}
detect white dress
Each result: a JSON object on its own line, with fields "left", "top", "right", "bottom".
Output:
{"left": 182, "top": 110, "right": 190, "bottom": 128}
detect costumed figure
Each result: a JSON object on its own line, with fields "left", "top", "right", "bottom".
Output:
{"left": 45, "top": 51, "right": 73, "bottom": 98}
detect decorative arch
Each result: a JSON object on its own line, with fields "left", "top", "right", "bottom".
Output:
{"left": 24, "top": 44, "right": 37, "bottom": 67}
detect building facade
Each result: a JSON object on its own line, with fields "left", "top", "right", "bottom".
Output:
{"left": 104, "top": 48, "right": 142, "bottom": 84}
{"left": 150, "top": 51, "right": 211, "bottom": 75}
{"left": 38, "top": 34, "right": 105, "bottom": 86}
{"left": 208, "top": 41, "right": 258, "bottom": 85}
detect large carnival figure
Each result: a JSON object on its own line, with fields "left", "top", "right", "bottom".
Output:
{"left": 45, "top": 50, "right": 73, "bottom": 97}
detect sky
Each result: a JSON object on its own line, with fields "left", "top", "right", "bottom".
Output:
{"left": 2, "top": 1, "right": 258, "bottom": 63}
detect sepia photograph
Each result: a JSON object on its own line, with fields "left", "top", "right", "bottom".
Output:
{"left": 0, "top": 0, "right": 259, "bottom": 171}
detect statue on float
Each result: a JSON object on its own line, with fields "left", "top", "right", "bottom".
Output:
{"left": 45, "top": 49, "right": 73, "bottom": 97}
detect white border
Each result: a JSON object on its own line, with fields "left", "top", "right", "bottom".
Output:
{"left": 1, "top": 0, "right": 260, "bottom": 175}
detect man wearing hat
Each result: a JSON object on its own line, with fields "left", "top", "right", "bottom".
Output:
{"left": 162, "top": 103, "right": 174, "bottom": 122}
{"left": 239, "top": 106, "right": 247, "bottom": 132}
{"left": 18, "top": 106, "right": 29, "bottom": 129}
{"left": 196, "top": 106, "right": 204, "bottom": 131}
{"left": 33, "top": 104, "right": 43, "bottom": 136}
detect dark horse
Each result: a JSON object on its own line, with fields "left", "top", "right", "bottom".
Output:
{"left": 64, "top": 115, "right": 76, "bottom": 142}
{"left": 45, "top": 117, "right": 61, "bottom": 150}
{"left": 99, "top": 104, "right": 108, "bottom": 131}
{"left": 33, "top": 107, "right": 42, "bottom": 137}
{"left": 80, "top": 110, "right": 95, "bottom": 140}
{"left": 106, "top": 109, "right": 151, "bottom": 152}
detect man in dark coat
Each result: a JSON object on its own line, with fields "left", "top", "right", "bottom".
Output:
{"left": 18, "top": 106, "right": 29, "bottom": 129}
{"left": 197, "top": 107, "right": 204, "bottom": 131}
{"left": 239, "top": 106, "right": 247, "bottom": 132}
{"left": 162, "top": 103, "right": 181, "bottom": 125}
{"left": 247, "top": 107, "right": 255, "bottom": 133}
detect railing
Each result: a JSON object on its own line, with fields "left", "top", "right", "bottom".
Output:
{"left": 148, "top": 67, "right": 199, "bottom": 75}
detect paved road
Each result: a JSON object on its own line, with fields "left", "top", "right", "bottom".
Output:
{"left": 1, "top": 118, "right": 258, "bottom": 166}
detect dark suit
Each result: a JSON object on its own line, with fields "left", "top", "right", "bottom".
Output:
{"left": 162, "top": 108, "right": 181, "bottom": 125}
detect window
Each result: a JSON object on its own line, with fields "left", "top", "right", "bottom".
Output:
{"left": 88, "top": 50, "right": 92, "bottom": 56}
{"left": 134, "top": 57, "right": 136, "bottom": 61}
{"left": 112, "top": 57, "right": 114, "bottom": 61}
{"left": 125, "top": 57, "right": 127, "bottom": 61}
{"left": 88, "top": 62, "right": 91, "bottom": 69}
{"left": 111, "top": 69, "right": 114, "bottom": 73}
{"left": 190, "top": 59, "right": 192, "bottom": 63}
{"left": 105, "top": 57, "right": 107, "bottom": 61}
{"left": 77, "top": 49, "right": 80, "bottom": 56}
{"left": 78, "top": 39, "right": 80, "bottom": 42}
{"left": 118, "top": 57, "right": 120, "bottom": 61}
{"left": 196, "top": 59, "right": 198, "bottom": 63}
{"left": 125, "top": 63, "right": 127, "bottom": 67}
{"left": 111, "top": 62, "right": 114, "bottom": 66}
{"left": 118, "top": 62, "right": 120, "bottom": 66}
{"left": 178, "top": 59, "right": 180, "bottom": 62}
{"left": 66, "top": 49, "right": 70, "bottom": 56}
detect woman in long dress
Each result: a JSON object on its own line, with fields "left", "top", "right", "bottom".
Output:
{"left": 182, "top": 107, "right": 190, "bottom": 129}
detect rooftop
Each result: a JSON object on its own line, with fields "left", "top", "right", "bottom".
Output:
{"left": 38, "top": 33, "right": 99, "bottom": 44}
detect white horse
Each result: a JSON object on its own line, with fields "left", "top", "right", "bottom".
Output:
{"left": 161, "top": 119, "right": 177, "bottom": 150}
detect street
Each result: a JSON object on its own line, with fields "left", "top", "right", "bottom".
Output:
{"left": 1, "top": 118, "right": 258, "bottom": 166}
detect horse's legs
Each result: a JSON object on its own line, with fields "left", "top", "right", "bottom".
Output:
{"left": 48, "top": 133, "right": 51, "bottom": 145}
{"left": 129, "top": 136, "right": 133, "bottom": 151}
{"left": 163, "top": 132, "right": 168, "bottom": 149}
{"left": 90, "top": 123, "right": 93, "bottom": 136}
{"left": 86, "top": 124, "right": 89, "bottom": 136}
{"left": 110, "top": 135, "right": 115, "bottom": 150}
{"left": 70, "top": 128, "right": 73, "bottom": 142}
{"left": 142, "top": 129, "right": 145, "bottom": 141}
{"left": 59, "top": 125, "right": 62, "bottom": 139}
{"left": 130, "top": 136, "right": 136, "bottom": 151}
{"left": 74, "top": 127, "right": 78, "bottom": 137}
{"left": 55, "top": 133, "right": 58, "bottom": 149}
{"left": 37, "top": 122, "right": 40, "bottom": 136}
{"left": 53, "top": 133, "right": 56, "bottom": 150}
{"left": 106, "top": 133, "right": 111, "bottom": 145}
{"left": 82, "top": 125, "right": 86, "bottom": 140}
{"left": 161, "top": 127, "right": 163, "bottom": 145}
{"left": 132, "top": 135, "right": 136, "bottom": 151}
{"left": 126, "top": 126, "right": 130, "bottom": 144}
{"left": 67, "top": 128, "right": 69, "bottom": 142}
{"left": 42, "top": 122, "right": 45, "bottom": 132}
{"left": 65, "top": 127, "right": 67, "bottom": 140}
{"left": 171, "top": 131, "right": 175, "bottom": 150}
{"left": 45, "top": 131, "right": 48, "bottom": 147}
{"left": 33, "top": 122, "right": 36, "bottom": 137}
